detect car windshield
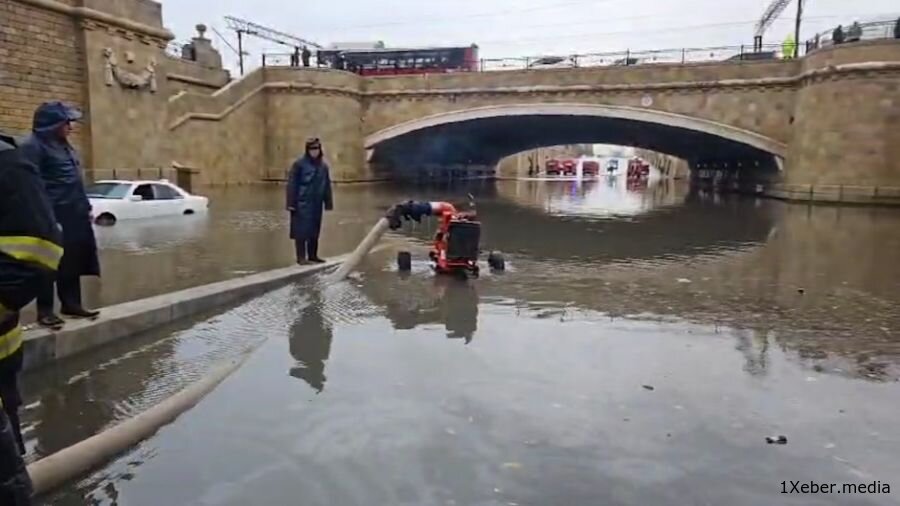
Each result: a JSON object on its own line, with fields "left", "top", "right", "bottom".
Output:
{"left": 86, "top": 183, "right": 131, "bottom": 199}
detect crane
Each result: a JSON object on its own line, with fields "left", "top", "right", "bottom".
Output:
{"left": 754, "top": 0, "right": 807, "bottom": 56}
{"left": 224, "top": 16, "right": 323, "bottom": 75}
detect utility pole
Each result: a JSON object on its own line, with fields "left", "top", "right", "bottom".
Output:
{"left": 237, "top": 30, "right": 244, "bottom": 75}
{"left": 793, "top": 0, "right": 804, "bottom": 58}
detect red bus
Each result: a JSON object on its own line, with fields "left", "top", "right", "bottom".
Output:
{"left": 318, "top": 45, "right": 479, "bottom": 76}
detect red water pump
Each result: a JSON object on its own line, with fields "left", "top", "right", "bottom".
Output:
{"left": 386, "top": 199, "right": 505, "bottom": 277}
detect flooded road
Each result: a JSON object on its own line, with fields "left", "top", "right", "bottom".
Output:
{"left": 28, "top": 178, "right": 900, "bottom": 505}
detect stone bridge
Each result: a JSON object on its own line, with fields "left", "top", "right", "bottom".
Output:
{"left": 177, "top": 42, "right": 900, "bottom": 204}
{"left": 2, "top": 0, "right": 900, "bottom": 203}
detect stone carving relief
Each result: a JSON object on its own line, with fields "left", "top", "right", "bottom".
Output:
{"left": 103, "top": 48, "right": 157, "bottom": 93}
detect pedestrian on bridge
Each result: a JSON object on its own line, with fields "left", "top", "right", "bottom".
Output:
{"left": 847, "top": 21, "right": 863, "bottom": 42}
{"left": 302, "top": 45, "right": 311, "bottom": 67}
{"left": 287, "top": 138, "right": 333, "bottom": 264}
{"left": 0, "top": 131, "right": 65, "bottom": 504}
{"left": 832, "top": 25, "right": 845, "bottom": 45}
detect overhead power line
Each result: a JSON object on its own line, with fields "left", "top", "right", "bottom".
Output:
{"left": 476, "top": 13, "right": 848, "bottom": 47}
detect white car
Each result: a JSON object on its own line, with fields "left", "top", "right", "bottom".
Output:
{"left": 85, "top": 179, "right": 209, "bottom": 225}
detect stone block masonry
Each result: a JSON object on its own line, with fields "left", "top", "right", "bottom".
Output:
{"left": 2, "top": 0, "right": 899, "bottom": 203}
{"left": 0, "top": 0, "right": 85, "bottom": 149}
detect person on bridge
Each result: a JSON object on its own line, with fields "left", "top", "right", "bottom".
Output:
{"left": 302, "top": 45, "right": 311, "bottom": 67}
{"left": 782, "top": 33, "right": 797, "bottom": 59}
{"left": 0, "top": 131, "right": 65, "bottom": 504}
{"left": 20, "top": 102, "right": 100, "bottom": 329}
{"left": 847, "top": 21, "right": 863, "bottom": 42}
{"left": 832, "top": 25, "right": 845, "bottom": 45}
{"left": 286, "top": 138, "right": 333, "bottom": 264}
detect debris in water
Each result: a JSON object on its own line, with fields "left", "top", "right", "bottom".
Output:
{"left": 677, "top": 278, "right": 692, "bottom": 284}
{"left": 642, "top": 385, "right": 655, "bottom": 391}
{"left": 501, "top": 462, "right": 523, "bottom": 470}
{"left": 797, "top": 288, "right": 805, "bottom": 294}
{"left": 766, "top": 435, "right": 788, "bottom": 445}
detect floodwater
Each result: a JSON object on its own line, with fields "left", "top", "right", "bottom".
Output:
{"left": 27, "top": 178, "right": 900, "bottom": 505}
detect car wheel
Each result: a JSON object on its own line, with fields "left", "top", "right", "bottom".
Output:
{"left": 95, "top": 213, "right": 117, "bottom": 226}
{"left": 488, "top": 251, "right": 506, "bottom": 271}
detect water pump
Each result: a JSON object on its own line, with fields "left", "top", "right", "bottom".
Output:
{"left": 386, "top": 199, "right": 505, "bottom": 277}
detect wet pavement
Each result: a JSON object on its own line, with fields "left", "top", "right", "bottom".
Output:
{"left": 24, "top": 178, "right": 900, "bottom": 505}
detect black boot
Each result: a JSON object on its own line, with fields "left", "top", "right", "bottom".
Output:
{"left": 60, "top": 306, "right": 100, "bottom": 319}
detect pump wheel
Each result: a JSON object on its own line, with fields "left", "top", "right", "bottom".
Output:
{"left": 488, "top": 251, "right": 505, "bottom": 271}
{"left": 397, "top": 251, "right": 412, "bottom": 272}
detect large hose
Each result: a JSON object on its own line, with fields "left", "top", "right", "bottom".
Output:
{"left": 27, "top": 355, "right": 248, "bottom": 496}
{"left": 26, "top": 214, "right": 397, "bottom": 496}
{"left": 328, "top": 217, "right": 391, "bottom": 282}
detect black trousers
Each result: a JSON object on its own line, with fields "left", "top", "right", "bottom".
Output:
{"left": 0, "top": 409, "right": 31, "bottom": 505}
{"left": 294, "top": 236, "right": 319, "bottom": 262}
{"left": 0, "top": 348, "right": 24, "bottom": 455}
{"left": 36, "top": 273, "right": 82, "bottom": 316}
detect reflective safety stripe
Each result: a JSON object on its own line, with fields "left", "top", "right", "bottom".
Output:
{"left": 0, "top": 235, "right": 63, "bottom": 271}
{"left": 0, "top": 324, "right": 23, "bottom": 362}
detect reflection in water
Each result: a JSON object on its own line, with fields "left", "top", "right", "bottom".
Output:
{"left": 382, "top": 276, "right": 480, "bottom": 343}
{"left": 37, "top": 176, "right": 900, "bottom": 506}
{"left": 289, "top": 288, "right": 333, "bottom": 393}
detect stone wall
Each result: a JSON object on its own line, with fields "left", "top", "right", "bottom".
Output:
{"left": 780, "top": 40, "right": 900, "bottom": 204}
{"left": 169, "top": 93, "right": 266, "bottom": 185}
{"left": 3, "top": 0, "right": 899, "bottom": 202}
{"left": 163, "top": 55, "right": 230, "bottom": 96}
{"left": 0, "top": 0, "right": 85, "bottom": 149}
{"left": 361, "top": 60, "right": 800, "bottom": 145}
{"left": 263, "top": 69, "right": 365, "bottom": 181}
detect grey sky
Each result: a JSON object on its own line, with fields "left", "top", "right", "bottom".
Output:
{"left": 158, "top": 0, "right": 898, "bottom": 74}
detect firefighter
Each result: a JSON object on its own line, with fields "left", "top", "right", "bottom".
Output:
{"left": 0, "top": 131, "right": 64, "bottom": 504}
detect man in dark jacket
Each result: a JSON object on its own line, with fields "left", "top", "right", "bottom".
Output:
{"left": 301, "top": 45, "right": 311, "bottom": 67}
{"left": 20, "top": 102, "right": 100, "bottom": 328}
{"left": 0, "top": 131, "right": 64, "bottom": 504}
{"left": 832, "top": 25, "right": 845, "bottom": 45}
{"left": 894, "top": 17, "right": 900, "bottom": 39}
{"left": 286, "top": 138, "right": 333, "bottom": 264}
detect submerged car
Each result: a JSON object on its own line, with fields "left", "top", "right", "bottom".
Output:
{"left": 86, "top": 179, "right": 209, "bottom": 225}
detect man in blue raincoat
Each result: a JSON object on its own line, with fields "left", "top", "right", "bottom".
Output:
{"left": 20, "top": 102, "right": 100, "bottom": 328}
{"left": 286, "top": 138, "right": 334, "bottom": 264}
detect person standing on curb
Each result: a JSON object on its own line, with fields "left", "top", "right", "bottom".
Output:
{"left": 0, "top": 131, "right": 65, "bottom": 504}
{"left": 20, "top": 102, "right": 100, "bottom": 329}
{"left": 286, "top": 138, "right": 334, "bottom": 264}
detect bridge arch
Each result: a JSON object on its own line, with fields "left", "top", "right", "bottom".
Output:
{"left": 364, "top": 103, "right": 786, "bottom": 173}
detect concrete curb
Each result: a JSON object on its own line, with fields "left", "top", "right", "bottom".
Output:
{"left": 21, "top": 255, "right": 348, "bottom": 372}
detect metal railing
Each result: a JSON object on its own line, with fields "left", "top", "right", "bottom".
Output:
{"left": 477, "top": 44, "right": 786, "bottom": 71}
{"left": 805, "top": 19, "right": 900, "bottom": 52}
{"left": 258, "top": 18, "right": 899, "bottom": 74}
